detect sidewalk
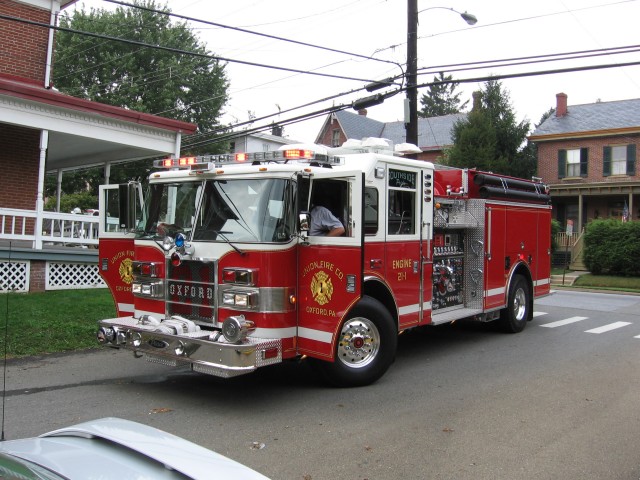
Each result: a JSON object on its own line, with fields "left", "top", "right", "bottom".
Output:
{"left": 550, "top": 270, "right": 588, "bottom": 287}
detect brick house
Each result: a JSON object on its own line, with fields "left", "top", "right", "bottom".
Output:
{"left": 0, "top": 0, "right": 196, "bottom": 292}
{"left": 315, "top": 109, "right": 465, "bottom": 162}
{"left": 530, "top": 93, "right": 640, "bottom": 235}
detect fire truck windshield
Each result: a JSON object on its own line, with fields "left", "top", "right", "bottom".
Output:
{"left": 139, "top": 178, "right": 293, "bottom": 243}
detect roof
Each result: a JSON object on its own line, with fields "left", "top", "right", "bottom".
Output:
{"left": 382, "top": 113, "right": 466, "bottom": 150}
{"left": 0, "top": 74, "right": 197, "bottom": 171}
{"left": 0, "top": 75, "right": 196, "bottom": 134}
{"left": 320, "top": 110, "right": 465, "bottom": 150}
{"left": 530, "top": 98, "right": 640, "bottom": 140}
{"left": 332, "top": 110, "right": 386, "bottom": 140}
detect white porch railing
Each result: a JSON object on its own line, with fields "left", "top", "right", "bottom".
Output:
{"left": 0, "top": 207, "right": 99, "bottom": 248}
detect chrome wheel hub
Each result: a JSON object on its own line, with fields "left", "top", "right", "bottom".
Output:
{"left": 337, "top": 317, "right": 380, "bottom": 369}
{"left": 513, "top": 287, "right": 527, "bottom": 321}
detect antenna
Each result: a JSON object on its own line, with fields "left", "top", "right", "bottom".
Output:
{"left": 1, "top": 240, "right": 11, "bottom": 441}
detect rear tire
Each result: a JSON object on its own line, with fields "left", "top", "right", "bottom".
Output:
{"left": 312, "top": 296, "right": 397, "bottom": 387}
{"left": 498, "top": 274, "right": 531, "bottom": 333}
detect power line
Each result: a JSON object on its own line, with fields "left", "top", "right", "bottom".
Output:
{"left": 105, "top": 0, "right": 403, "bottom": 71}
{"left": 184, "top": 58, "right": 640, "bottom": 151}
{"left": 373, "top": 0, "right": 638, "bottom": 56}
{"left": 0, "top": 12, "right": 381, "bottom": 84}
{"left": 416, "top": 44, "right": 640, "bottom": 78}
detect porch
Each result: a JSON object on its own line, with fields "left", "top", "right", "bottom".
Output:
{"left": 0, "top": 207, "right": 104, "bottom": 292}
{"left": 553, "top": 231, "right": 586, "bottom": 271}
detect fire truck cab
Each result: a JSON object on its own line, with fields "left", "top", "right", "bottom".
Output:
{"left": 97, "top": 138, "right": 551, "bottom": 387}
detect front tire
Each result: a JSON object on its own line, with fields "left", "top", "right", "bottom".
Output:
{"left": 498, "top": 274, "right": 531, "bottom": 333}
{"left": 313, "top": 296, "right": 397, "bottom": 387}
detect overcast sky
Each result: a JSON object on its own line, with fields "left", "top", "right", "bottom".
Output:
{"left": 71, "top": 0, "right": 640, "bottom": 145}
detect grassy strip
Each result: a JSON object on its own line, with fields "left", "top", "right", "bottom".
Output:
{"left": 0, "top": 289, "right": 116, "bottom": 358}
{"left": 573, "top": 274, "right": 640, "bottom": 292}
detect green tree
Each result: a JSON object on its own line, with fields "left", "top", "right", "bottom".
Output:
{"left": 51, "top": 0, "right": 230, "bottom": 197}
{"left": 418, "top": 72, "right": 469, "bottom": 117}
{"left": 54, "top": 1, "right": 228, "bottom": 133}
{"left": 445, "top": 79, "right": 534, "bottom": 178}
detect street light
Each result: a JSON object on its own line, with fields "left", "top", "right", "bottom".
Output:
{"left": 405, "top": 2, "right": 477, "bottom": 148}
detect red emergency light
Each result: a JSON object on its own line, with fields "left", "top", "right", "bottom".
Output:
{"left": 283, "top": 149, "right": 313, "bottom": 160}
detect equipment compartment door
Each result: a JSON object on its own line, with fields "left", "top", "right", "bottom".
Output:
{"left": 385, "top": 166, "right": 422, "bottom": 328}
{"left": 297, "top": 172, "right": 363, "bottom": 360}
{"left": 98, "top": 184, "right": 140, "bottom": 317}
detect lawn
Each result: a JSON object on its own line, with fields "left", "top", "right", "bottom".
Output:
{"left": 0, "top": 289, "right": 116, "bottom": 358}
{"left": 573, "top": 274, "right": 640, "bottom": 293}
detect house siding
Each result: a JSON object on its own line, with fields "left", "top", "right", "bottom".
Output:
{"left": 0, "top": 124, "right": 40, "bottom": 210}
{"left": 538, "top": 135, "right": 640, "bottom": 184}
{"left": 317, "top": 117, "right": 347, "bottom": 147}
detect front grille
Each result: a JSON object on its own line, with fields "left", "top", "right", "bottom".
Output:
{"left": 167, "top": 260, "right": 217, "bottom": 324}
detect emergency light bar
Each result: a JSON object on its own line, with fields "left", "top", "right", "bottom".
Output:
{"left": 154, "top": 148, "right": 343, "bottom": 170}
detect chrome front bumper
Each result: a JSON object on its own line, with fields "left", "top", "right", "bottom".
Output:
{"left": 97, "top": 317, "right": 282, "bottom": 378}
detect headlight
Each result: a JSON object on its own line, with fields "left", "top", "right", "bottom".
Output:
{"left": 222, "top": 268, "right": 257, "bottom": 286}
{"left": 221, "top": 316, "right": 255, "bottom": 343}
{"left": 221, "top": 290, "right": 257, "bottom": 308}
{"left": 132, "top": 281, "right": 164, "bottom": 299}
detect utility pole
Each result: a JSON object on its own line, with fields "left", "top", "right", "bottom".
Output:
{"left": 405, "top": 0, "right": 418, "bottom": 147}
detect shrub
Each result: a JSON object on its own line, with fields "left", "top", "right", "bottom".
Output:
{"left": 44, "top": 191, "right": 98, "bottom": 213}
{"left": 583, "top": 220, "right": 640, "bottom": 275}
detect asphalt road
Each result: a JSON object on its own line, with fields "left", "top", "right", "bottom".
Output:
{"left": 3, "top": 289, "right": 640, "bottom": 480}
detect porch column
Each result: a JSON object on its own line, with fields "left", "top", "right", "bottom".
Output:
{"left": 174, "top": 132, "right": 182, "bottom": 157}
{"left": 629, "top": 193, "right": 634, "bottom": 221}
{"left": 56, "top": 169, "right": 63, "bottom": 212}
{"left": 34, "top": 130, "right": 49, "bottom": 250}
{"left": 104, "top": 162, "right": 111, "bottom": 185}
{"left": 578, "top": 192, "right": 584, "bottom": 234}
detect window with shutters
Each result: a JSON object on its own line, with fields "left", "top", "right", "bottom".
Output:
{"left": 566, "top": 149, "right": 581, "bottom": 177}
{"left": 611, "top": 146, "right": 627, "bottom": 175}
{"left": 603, "top": 144, "right": 636, "bottom": 176}
{"left": 558, "top": 148, "right": 588, "bottom": 178}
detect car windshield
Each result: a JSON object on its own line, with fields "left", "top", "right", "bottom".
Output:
{"left": 0, "top": 452, "right": 65, "bottom": 480}
{"left": 139, "top": 178, "right": 293, "bottom": 243}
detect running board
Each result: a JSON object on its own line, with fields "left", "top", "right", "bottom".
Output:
{"left": 431, "top": 308, "right": 483, "bottom": 325}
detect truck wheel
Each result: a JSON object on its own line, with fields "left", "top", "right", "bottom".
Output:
{"left": 313, "top": 296, "right": 397, "bottom": 387}
{"left": 499, "top": 274, "right": 531, "bottom": 333}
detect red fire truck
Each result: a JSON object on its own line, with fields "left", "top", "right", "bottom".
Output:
{"left": 96, "top": 138, "right": 551, "bottom": 387}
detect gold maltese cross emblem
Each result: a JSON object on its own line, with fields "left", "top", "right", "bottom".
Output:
{"left": 310, "top": 270, "right": 333, "bottom": 306}
{"left": 119, "top": 257, "right": 133, "bottom": 285}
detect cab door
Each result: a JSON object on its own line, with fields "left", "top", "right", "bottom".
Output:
{"left": 98, "top": 184, "right": 142, "bottom": 317}
{"left": 297, "top": 171, "right": 363, "bottom": 360}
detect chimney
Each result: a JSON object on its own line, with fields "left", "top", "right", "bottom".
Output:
{"left": 556, "top": 93, "right": 568, "bottom": 117}
{"left": 472, "top": 91, "right": 482, "bottom": 112}
{"left": 358, "top": 109, "right": 367, "bottom": 116}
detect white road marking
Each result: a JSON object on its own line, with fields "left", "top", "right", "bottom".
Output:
{"left": 585, "top": 322, "right": 632, "bottom": 334}
{"left": 533, "top": 311, "right": 547, "bottom": 318}
{"left": 540, "top": 316, "right": 589, "bottom": 328}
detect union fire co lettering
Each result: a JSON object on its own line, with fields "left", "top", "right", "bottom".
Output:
{"left": 302, "top": 260, "right": 344, "bottom": 280}
{"left": 110, "top": 250, "right": 135, "bottom": 264}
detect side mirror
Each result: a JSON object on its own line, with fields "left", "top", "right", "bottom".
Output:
{"left": 118, "top": 182, "right": 139, "bottom": 231}
{"left": 299, "top": 212, "right": 310, "bottom": 234}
